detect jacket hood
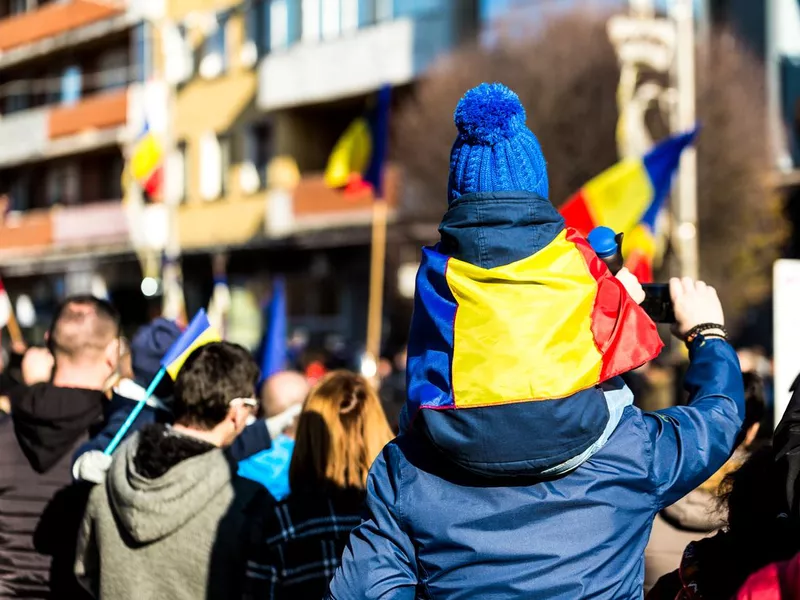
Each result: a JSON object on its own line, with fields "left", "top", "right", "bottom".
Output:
{"left": 107, "top": 432, "right": 234, "bottom": 543}
{"left": 406, "top": 191, "right": 662, "bottom": 477}
{"left": 12, "top": 383, "right": 105, "bottom": 473}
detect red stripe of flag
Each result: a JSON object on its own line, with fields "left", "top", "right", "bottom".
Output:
{"left": 559, "top": 189, "right": 597, "bottom": 237}
{"left": 566, "top": 228, "right": 663, "bottom": 379}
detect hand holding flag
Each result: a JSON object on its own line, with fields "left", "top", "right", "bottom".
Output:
{"left": 104, "top": 309, "right": 221, "bottom": 455}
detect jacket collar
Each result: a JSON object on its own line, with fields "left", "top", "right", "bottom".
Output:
{"left": 438, "top": 191, "right": 565, "bottom": 269}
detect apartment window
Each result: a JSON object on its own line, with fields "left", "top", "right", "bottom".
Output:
{"left": 99, "top": 153, "right": 124, "bottom": 200}
{"left": 46, "top": 162, "right": 79, "bottom": 206}
{"left": 4, "top": 84, "right": 30, "bottom": 114}
{"left": 1, "top": 0, "right": 27, "bottom": 17}
{"left": 301, "top": 0, "right": 357, "bottom": 42}
{"left": 376, "top": 0, "right": 392, "bottom": 21}
{"left": 163, "top": 23, "right": 194, "bottom": 84}
{"left": 96, "top": 48, "right": 129, "bottom": 92}
{"left": 356, "top": 0, "right": 392, "bottom": 27}
{"left": 60, "top": 66, "right": 82, "bottom": 106}
{"left": 199, "top": 13, "right": 228, "bottom": 79}
{"left": 162, "top": 142, "right": 187, "bottom": 204}
{"left": 341, "top": 0, "right": 358, "bottom": 34}
{"left": 397, "top": 0, "right": 441, "bottom": 17}
{"left": 133, "top": 22, "right": 153, "bottom": 83}
{"left": 245, "top": 0, "right": 271, "bottom": 58}
{"left": 270, "top": 0, "right": 301, "bottom": 50}
{"left": 246, "top": 122, "right": 273, "bottom": 189}
{"left": 8, "top": 171, "right": 30, "bottom": 212}
{"left": 320, "top": 0, "right": 340, "bottom": 40}
{"left": 219, "top": 134, "right": 231, "bottom": 196}
{"left": 301, "top": 0, "right": 320, "bottom": 42}
{"left": 199, "top": 132, "right": 222, "bottom": 200}
{"left": 270, "top": 0, "right": 289, "bottom": 50}
{"left": 177, "top": 141, "right": 188, "bottom": 202}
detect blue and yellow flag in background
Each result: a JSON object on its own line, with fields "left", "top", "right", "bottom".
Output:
{"left": 161, "top": 309, "right": 221, "bottom": 380}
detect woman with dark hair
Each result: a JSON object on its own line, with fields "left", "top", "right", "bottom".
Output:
{"left": 244, "top": 371, "right": 393, "bottom": 599}
{"left": 647, "top": 445, "right": 799, "bottom": 599}
{"left": 645, "top": 372, "right": 768, "bottom": 592}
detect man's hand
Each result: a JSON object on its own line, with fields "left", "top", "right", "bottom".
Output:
{"left": 670, "top": 277, "right": 725, "bottom": 338}
{"left": 22, "top": 347, "right": 54, "bottom": 385}
{"left": 265, "top": 403, "right": 303, "bottom": 439}
{"left": 72, "top": 451, "right": 113, "bottom": 484}
{"left": 615, "top": 268, "right": 645, "bottom": 305}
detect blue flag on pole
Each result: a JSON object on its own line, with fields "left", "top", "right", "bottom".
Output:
{"left": 364, "top": 84, "right": 392, "bottom": 197}
{"left": 260, "top": 277, "right": 287, "bottom": 384}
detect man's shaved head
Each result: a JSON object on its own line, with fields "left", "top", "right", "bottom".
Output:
{"left": 49, "top": 295, "right": 120, "bottom": 363}
{"left": 261, "top": 371, "right": 310, "bottom": 418}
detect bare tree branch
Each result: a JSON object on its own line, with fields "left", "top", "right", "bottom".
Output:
{"left": 392, "top": 11, "right": 786, "bottom": 321}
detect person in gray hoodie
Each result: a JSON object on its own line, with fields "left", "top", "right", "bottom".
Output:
{"left": 75, "top": 341, "right": 268, "bottom": 600}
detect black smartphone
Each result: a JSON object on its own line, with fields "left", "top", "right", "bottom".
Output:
{"left": 641, "top": 284, "right": 675, "bottom": 324}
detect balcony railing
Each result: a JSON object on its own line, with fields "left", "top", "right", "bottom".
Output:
{"left": 0, "top": 0, "right": 125, "bottom": 53}
{"left": 48, "top": 89, "right": 128, "bottom": 138}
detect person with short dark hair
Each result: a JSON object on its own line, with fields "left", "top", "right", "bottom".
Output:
{"left": 75, "top": 341, "right": 269, "bottom": 600}
{"left": 647, "top": 446, "right": 798, "bottom": 599}
{"left": 0, "top": 295, "right": 121, "bottom": 599}
{"left": 71, "top": 318, "right": 182, "bottom": 483}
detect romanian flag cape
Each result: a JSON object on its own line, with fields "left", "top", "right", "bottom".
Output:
{"left": 407, "top": 228, "right": 663, "bottom": 419}
{"left": 161, "top": 309, "right": 221, "bottom": 380}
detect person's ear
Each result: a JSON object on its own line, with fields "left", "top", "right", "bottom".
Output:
{"left": 104, "top": 338, "right": 121, "bottom": 371}
{"left": 228, "top": 405, "right": 249, "bottom": 434}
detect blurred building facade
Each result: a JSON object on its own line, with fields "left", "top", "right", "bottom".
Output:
{"left": 159, "top": 0, "right": 478, "bottom": 352}
{"left": 0, "top": 0, "right": 479, "bottom": 347}
{"left": 0, "top": 0, "right": 162, "bottom": 330}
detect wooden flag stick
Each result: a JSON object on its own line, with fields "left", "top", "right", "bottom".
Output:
{"left": 5, "top": 307, "right": 24, "bottom": 349}
{"left": 366, "top": 199, "right": 388, "bottom": 365}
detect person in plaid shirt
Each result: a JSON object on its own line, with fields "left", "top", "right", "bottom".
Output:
{"left": 244, "top": 371, "right": 393, "bottom": 599}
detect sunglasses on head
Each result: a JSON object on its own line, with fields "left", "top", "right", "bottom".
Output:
{"left": 229, "top": 397, "right": 258, "bottom": 410}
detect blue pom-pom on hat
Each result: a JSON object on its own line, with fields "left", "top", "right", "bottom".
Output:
{"left": 454, "top": 83, "right": 527, "bottom": 146}
{"left": 448, "top": 82, "right": 549, "bottom": 204}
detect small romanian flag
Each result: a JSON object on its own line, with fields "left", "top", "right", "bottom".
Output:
{"left": 560, "top": 129, "right": 697, "bottom": 282}
{"left": 560, "top": 130, "right": 697, "bottom": 238}
{"left": 130, "top": 123, "right": 164, "bottom": 200}
{"left": 324, "top": 84, "right": 391, "bottom": 196}
{"left": 161, "top": 309, "right": 221, "bottom": 380}
{"left": 407, "top": 229, "right": 663, "bottom": 416}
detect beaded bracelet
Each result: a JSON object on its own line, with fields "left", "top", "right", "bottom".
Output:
{"left": 684, "top": 323, "right": 728, "bottom": 345}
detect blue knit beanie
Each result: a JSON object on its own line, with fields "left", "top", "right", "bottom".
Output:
{"left": 448, "top": 83, "right": 549, "bottom": 204}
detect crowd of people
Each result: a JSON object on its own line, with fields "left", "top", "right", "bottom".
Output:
{"left": 0, "top": 82, "right": 798, "bottom": 599}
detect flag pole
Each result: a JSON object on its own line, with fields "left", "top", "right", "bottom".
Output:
{"left": 671, "top": 0, "right": 699, "bottom": 280}
{"left": 104, "top": 367, "right": 166, "bottom": 455}
{"left": 366, "top": 198, "right": 388, "bottom": 366}
{"left": 5, "top": 309, "right": 24, "bottom": 349}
